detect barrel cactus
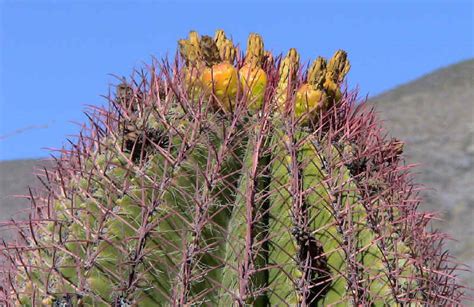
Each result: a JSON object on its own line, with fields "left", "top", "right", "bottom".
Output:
{"left": 0, "top": 30, "right": 465, "bottom": 306}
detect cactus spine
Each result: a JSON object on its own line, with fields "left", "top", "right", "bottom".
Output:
{"left": 0, "top": 30, "right": 464, "bottom": 306}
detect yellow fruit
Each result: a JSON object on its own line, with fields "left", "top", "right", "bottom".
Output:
{"left": 294, "top": 84, "right": 326, "bottom": 122}
{"left": 201, "top": 62, "right": 238, "bottom": 112}
{"left": 239, "top": 64, "right": 267, "bottom": 111}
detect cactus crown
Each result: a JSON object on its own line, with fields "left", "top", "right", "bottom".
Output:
{"left": 0, "top": 30, "right": 465, "bottom": 306}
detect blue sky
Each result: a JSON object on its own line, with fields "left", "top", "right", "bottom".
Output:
{"left": 0, "top": 0, "right": 472, "bottom": 161}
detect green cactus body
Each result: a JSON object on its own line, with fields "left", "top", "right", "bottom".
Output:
{"left": 220, "top": 118, "right": 270, "bottom": 306}
{"left": 267, "top": 128, "right": 301, "bottom": 306}
{"left": 302, "top": 133, "right": 398, "bottom": 306}
{"left": 299, "top": 134, "right": 349, "bottom": 306}
{"left": 220, "top": 139, "right": 256, "bottom": 304}
{"left": 2, "top": 30, "right": 464, "bottom": 306}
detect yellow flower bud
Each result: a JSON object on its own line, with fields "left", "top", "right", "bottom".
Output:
{"left": 188, "top": 31, "right": 200, "bottom": 50}
{"left": 245, "top": 33, "right": 264, "bottom": 66}
{"left": 219, "top": 39, "right": 236, "bottom": 63}
{"left": 239, "top": 64, "right": 267, "bottom": 111}
{"left": 324, "top": 50, "right": 350, "bottom": 103}
{"left": 279, "top": 48, "right": 300, "bottom": 84}
{"left": 276, "top": 48, "right": 300, "bottom": 113}
{"left": 178, "top": 34, "right": 208, "bottom": 100}
{"left": 327, "top": 49, "right": 350, "bottom": 83}
{"left": 264, "top": 50, "right": 274, "bottom": 66}
{"left": 307, "top": 56, "right": 327, "bottom": 87}
{"left": 178, "top": 31, "right": 202, "bottom": 66}
{"left": 214, "top": 29, "right": 227, "bottom": 50}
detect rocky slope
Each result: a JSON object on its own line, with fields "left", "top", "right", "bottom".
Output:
{"left": 0, "top": 159, "right": 52, "bottom": 238}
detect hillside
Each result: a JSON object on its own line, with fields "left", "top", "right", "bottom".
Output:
{"left": 0, "top": 159, "right": 52, "bottom": 237}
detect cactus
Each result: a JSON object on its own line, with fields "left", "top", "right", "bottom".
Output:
{"left": 239, "top": 33, "right": 267, "bottom": 111}
{"left": 0, "top": 30, "right": 465, "bottom": 306}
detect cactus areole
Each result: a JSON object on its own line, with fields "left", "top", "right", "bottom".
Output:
{"left": 1, "top": 30, "right": 464, "bottom": 306}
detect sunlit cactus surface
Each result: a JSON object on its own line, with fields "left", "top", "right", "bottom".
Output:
{"left": 0, "top": 30, "right": 465, "bottom": 306}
